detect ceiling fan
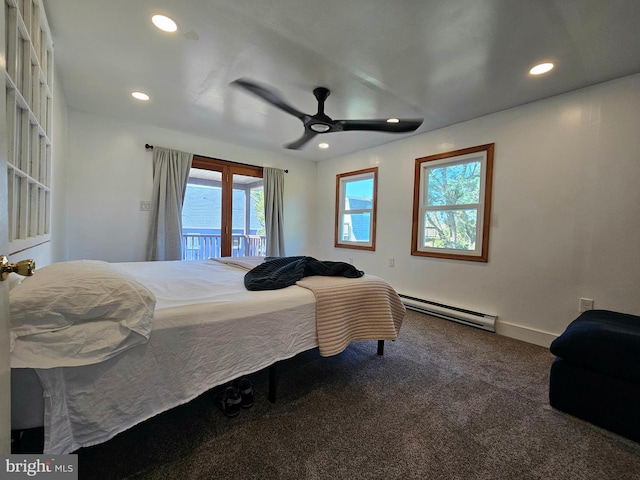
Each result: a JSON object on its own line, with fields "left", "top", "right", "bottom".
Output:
{"left": 231, "top": 78, "right": 423, "bottom": 150}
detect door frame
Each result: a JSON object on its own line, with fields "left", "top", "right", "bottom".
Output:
{"left": 190, "top": 156, "right": 263, "bottom": 258}
{"left": 1, "top": 3, "right": 12, "bottom": 454}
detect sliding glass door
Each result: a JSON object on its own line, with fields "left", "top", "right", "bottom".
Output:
{"left": 232, "top": 173, "right": 266, "bottom": 257}
{"left": 182, "top": 167, "right": 223, "bottom": 260}
{"left": 181, "top": 157, "right": 264, "bottom": 259}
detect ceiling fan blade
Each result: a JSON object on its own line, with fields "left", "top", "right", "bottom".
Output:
{"left": 336, "top": 118, "right": 423, "bottom": 133}
{"left": 285, "top": 130, "right": 318, "bottom": 150}
{"left": 231, "top": 78, "right": 307, "bottom": 121}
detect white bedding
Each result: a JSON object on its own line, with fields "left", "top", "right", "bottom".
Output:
{"left": 10, "top": 260, "right": 156, "bottom": 368}
{"left": 31, "top": 259, "right": 317, "bottom": 454}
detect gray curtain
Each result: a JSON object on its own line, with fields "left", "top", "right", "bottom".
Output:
{"left": 263, "top": 167, "right": 285, "bottom": 257}
{"left": 145, "top": 147, "right": 193, "bottom": 261}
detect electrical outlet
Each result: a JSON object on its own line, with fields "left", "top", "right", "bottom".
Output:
{"left": 140, "top": 201, "right": 151, "bottom": 211}
{"left": 579, "top": 297, "right": 594, "bottom": 313}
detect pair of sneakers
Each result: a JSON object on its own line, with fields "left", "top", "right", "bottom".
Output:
{"left": 214, "top": 377, "right": 254, "bottom": 418}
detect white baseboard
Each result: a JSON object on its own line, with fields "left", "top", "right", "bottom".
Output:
{"left": 496, "top": 320, "right": 558, "bottom": 348}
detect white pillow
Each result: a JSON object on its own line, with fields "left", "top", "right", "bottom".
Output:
{"left": 9, "top": 260, "right": 156, "bottom": 367}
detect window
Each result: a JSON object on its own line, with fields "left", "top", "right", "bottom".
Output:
{"left": 411, "top": 144, "right": 494, "bottom": 262}
{"left": 182, "top": 156, "right": 264, "bottom": 259}
{"left": 5, "top": 0, "right": 54, "bottom": 254}
{"left": 335, "top": 167, "right": 377, "bottom": 251}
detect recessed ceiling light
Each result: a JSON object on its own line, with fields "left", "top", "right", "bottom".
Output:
{"left": 529, "top": 63, "right": 554, "bottom": 75}
{"left": 131, "top": 91, "right": 150, "bottom": 101}
{"left": 318, "top": 142, "right": 329, "bottom": 149}
{"left": 152, "top": 14, "right": 178, "bottom": 33}
{"left": 386, "top": 118, "right": 400, "bottom": 123}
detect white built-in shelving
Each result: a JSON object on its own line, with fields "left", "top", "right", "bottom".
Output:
{"left": 4, "top": 0, "right": 53, "bottom": 253}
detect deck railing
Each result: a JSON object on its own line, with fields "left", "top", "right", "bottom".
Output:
{"left": 182, "top": 233, "right": 266, "bottom": 260}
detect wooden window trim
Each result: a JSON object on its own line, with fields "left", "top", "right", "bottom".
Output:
{"left": 411, "top": 143, "right": 494, "bottom": 262}
{"left": 334, "top": 167, "right": 378, "bottom": 251}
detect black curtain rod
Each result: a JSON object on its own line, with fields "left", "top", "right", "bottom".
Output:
{"left": 145, "top": 144, "right": 288, "bottom": 173}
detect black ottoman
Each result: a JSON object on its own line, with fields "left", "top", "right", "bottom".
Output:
{"left": 549, "top": 309, "right": 640, "bottom": 442}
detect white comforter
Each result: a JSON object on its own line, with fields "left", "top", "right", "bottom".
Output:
{"left": 33, "top": 259, "right": 317, "bottom": 454}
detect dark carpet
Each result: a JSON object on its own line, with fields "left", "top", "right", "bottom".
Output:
{"left": 73, "top": 311, "right": 640, "bottom": 479}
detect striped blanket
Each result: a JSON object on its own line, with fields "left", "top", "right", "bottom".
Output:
{"left": 296, "top": 274, "right": 406, "bottom": 356}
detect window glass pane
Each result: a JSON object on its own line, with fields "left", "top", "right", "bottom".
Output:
{"left": 232, "top": 173, "right": 265, "bottom": 257}
{"left": 341, "top": 212, "right": 371, "bottom": 242}
{"left": 250, "top": 186, "right": 265, "bottom": 237}
{"left": 423, "top": 209, "right": 478, "bottom": 250}
{"left": 232, "top": 188, "right": 246, "bottom": 234}
{"left": 181, "top": 163, "right": 265, "bottom": 259}
{"left": 182, "top": 168, "right": 222, "bottom": 259}
{"left": 344, "top": 177, "right": 373, "bottom": 210}
{"left": 427, "top": 161, "right": 481, "bottom": 206}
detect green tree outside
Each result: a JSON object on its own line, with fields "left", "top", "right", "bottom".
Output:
{"left": 424, "top": 161, "right": 480, "bottom": 250}
{"left": 251, "top": 188, "right": 266, "bottom": 236}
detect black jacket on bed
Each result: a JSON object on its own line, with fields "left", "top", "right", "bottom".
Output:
{"left": 244, "top": 256, "right": 364, "bottom": 291}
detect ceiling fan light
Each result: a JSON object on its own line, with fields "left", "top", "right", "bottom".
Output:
{"left": 318, "top": 142, "right": 329, "bottom": 149}
{"left": 386, "top": 118, "right": 400, "bottom": 123}
{"left": 152, "top": 14, "right": 178, "bottom": 32}
{"left": 529, "top": 62, "right": 554, "bottom": 75}
{"left": 310, "top": 123, "right": 331, "bottom": 133}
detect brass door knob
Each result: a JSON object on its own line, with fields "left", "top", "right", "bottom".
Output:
{"left": 0, "top": 255, "right": 36, "bottom": 281}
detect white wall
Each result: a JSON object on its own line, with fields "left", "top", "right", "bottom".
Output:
{"left": 63, "top": 112, "right": 317, "bottom": 262}
{"left": 315, "top": 74, "right": 640, "bottom": 346}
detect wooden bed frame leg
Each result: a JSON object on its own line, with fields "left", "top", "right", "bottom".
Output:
{"left": 377, "top": 340, "right": 385, "bottom": 356}
{"left": 268, "top": 362, "right": 278, "bottom": 403}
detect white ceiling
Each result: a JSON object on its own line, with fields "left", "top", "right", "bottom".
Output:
{"left": 43, "top": 0, "right": 640, "bottom": 162}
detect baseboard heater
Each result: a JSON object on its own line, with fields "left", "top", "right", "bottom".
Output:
{"left": 399, "top": 294, "right": 496, "bottom": 332}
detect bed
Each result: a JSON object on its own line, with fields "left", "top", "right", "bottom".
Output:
{"left": 9, "top": 257, "right": 405, "bottom": 454}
